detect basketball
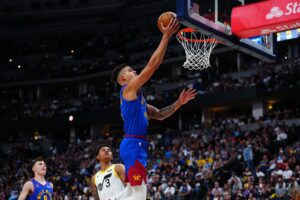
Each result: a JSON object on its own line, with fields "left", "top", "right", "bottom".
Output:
{"left": 157, "top": 11, "right": 176, "bottom": 32}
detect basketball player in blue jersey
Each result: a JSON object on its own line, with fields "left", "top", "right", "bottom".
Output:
{"left": 111, "top": 18, "right": 197, "bottom": 199}
{"left": 18, "top": 157, "right": 54, "bottom": 200}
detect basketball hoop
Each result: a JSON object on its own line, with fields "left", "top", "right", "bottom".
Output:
{"left": 176, "top": 28, "right": 219, "bottom": 70}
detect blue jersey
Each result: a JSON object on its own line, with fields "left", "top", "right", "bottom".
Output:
{"left": 120, "top": 85, "right": 148, "bottom": 137}
{"left": 27, "top": 179, "right": 54, "bottom": 200}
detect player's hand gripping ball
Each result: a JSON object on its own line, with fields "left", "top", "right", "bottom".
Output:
{"left": 157, "top": 11, "right": 178, "bottom": 32}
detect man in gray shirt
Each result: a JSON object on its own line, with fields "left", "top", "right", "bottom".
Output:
{"left": 275, "top": 178, "right": 288, "bottom": 200}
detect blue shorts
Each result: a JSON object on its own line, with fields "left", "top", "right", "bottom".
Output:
{"left": 120, "top": 137, "right": 148, "bottom": 186}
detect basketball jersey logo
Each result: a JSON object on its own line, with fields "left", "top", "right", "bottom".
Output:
{"left": 127, "top": 161, "right": 147, "bottom": 186}
{"left": 133, "top": 174, "right": 141, "bottom": 181}
{"left": 98, "top": 173, "right": 112, "bottom": 191}
{"left": 37, "top": 190, "right": 53, "bottom": 200}
{"left": 28, "top": 179, "right": 53, "bottom": 200}
{"left": 141, "top": 98, "right": 144, "bottom": 105}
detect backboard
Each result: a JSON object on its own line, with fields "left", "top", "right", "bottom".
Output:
{"left": 176, "top": 0, "right": 277, "bottom": 62}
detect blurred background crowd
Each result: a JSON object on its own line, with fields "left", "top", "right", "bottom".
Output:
{"left": 1, "top": 114, "right": 300, "bottom": 199}
{"left": 0, "top": 0, "right": 300, "bottom": 199}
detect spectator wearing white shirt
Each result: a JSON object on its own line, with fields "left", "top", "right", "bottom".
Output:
{"left": 282, "top": 165, "right": 293, "bottom": 181}
{"left": 163, "top": 182, "right": 176, "bottom": 199}
{"left": 272, "top": 166, "right": 283, "bottom": 177}
{"left": 287, "top": 177, "right": 300, "bottom": 200}
{"left": 153, "top": 187, "right": 163, "bottom": 200}
{"left": 275, "top": 127, "right": 288, "bottom": 152}
{"left": 255, "top": 167, "right": 265, "bottom": 178}
{"left": 275, "top": 178, "right": 288, "bottom": 200}
{"left": 211, "top": 181, "right": 223, "bottom": 199}
{"left": 228, "top": 173, "right": 243, "bottom": 195}
{"left": 275, "top": 127, "right": 287, "bottom": 142}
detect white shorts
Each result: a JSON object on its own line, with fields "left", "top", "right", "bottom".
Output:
{"left": 110, "top": 181, "right": 147, "bottom": 200}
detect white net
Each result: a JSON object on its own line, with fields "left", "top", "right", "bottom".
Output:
{"left": 176, "top": 28, "right": 218, "bottom": 70}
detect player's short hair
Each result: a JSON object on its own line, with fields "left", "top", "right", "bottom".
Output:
{"left": 31, "top": 156, "right": 45, "bottom": 167}
{"left": 111, "top": 63, "right": 127, "bottom": 84}
{"left": 96, "top": 144, "right": 112, "bottom": 155}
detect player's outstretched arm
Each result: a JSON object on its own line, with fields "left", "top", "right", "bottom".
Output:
{"left": 124, "top": 19, "right": 179, "bottom": 96}
{"left": 115, "top": 164, "right": 126, "bottom": 185}
{"left": 91, "top": 175, "right": 100, "bottom": 200}
{"left": 147, "top": 88, "right": 196, "bottom": 120}
{"left": 18, "top": 181, "right": 33, "bottom": 200}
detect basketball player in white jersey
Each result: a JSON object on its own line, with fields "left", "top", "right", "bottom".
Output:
{"left": 91, "top": 144, "right": 126, "bottom": 200}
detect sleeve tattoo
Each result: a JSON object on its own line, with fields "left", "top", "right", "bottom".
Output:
{"left": 147, "top": 101, "right": 181, "bottom": 120}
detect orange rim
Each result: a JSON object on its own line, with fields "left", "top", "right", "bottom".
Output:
{"left": 177, "top": 28, "right": 220, "bottom": 43}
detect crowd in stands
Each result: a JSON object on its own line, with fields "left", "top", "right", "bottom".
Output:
{"left": 0, "top": 57, "right": 299, "bottom": 121}
{"left": 206, "top": 63, "right": 300, "bottom": 93}
{"left": 0, "top": 88, "right": 117, "bottom": 121}
{"left": 0, "top": 30, "right": 126, "bottom": 81}
{"left": 1, "top": 0, "right": 300, "bottom": 199}
{"left": 1, "top": 112, "right": 300, "bottom": 199}
{"left": 5, "top": 13, "right": 295, "bottom": 84}
{"left": 146, "top": 57, "right": 300, "bottom": 97}
{"left": 0, "top": 22, "right": 174, "bottom": 82}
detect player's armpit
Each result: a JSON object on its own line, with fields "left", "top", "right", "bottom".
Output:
{"left": 124, "top": 66, "right": 159, "bottom": 100}
{"left": 18, "top": 181, "right": 33, "bottom": 200}
{"left": 90, "top": 175, "right": 100, "bottom": 200}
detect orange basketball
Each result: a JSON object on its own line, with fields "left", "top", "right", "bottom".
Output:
{"left": 157, "top": 11, "right": 177, "bottom": 32}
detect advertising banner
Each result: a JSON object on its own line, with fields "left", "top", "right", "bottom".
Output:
{"left": 232, "top": 0, "right": 300, "bottom": 38}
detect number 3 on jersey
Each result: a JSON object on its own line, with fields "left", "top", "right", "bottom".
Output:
{"left": 98, "top": 173, "right": 112, "bottom": 191}
{"left": 105, "top": 178, "right": 110, "bottom": 187}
